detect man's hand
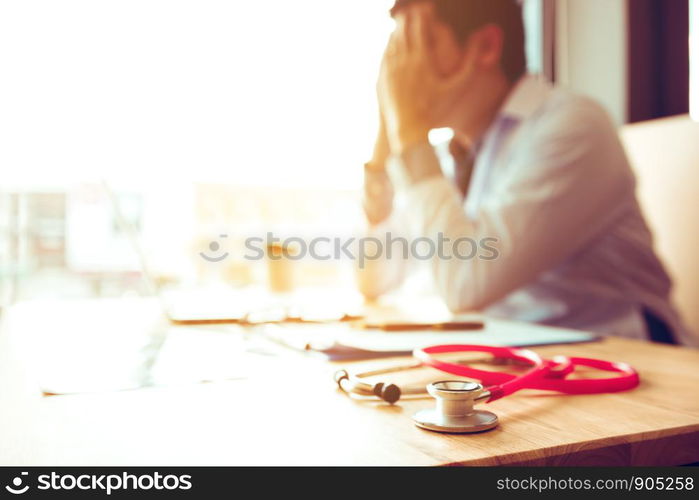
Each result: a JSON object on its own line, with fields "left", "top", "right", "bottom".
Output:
{"left": 378, "top": 5, "right": 472, "bottom": 153}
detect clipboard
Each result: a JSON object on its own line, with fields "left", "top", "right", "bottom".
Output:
{"left": 262, "top": 319, "right": 600, "bottom": 361}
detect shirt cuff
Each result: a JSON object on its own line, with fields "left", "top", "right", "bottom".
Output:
{"left": 387, "top": 141, "right": 443, "bottom": 188}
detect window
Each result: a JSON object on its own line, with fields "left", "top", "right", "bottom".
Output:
{"left": 523, "top": 0, "right": 545, "bottom": 75}
{"left": 0, "top": 1, "right": 547, "bottom": 300}
{"left": 0, "top": 1, "right": 394, "bottom": 191}
{"left": 1, "top": 0, "right": 546, "bottom": 190}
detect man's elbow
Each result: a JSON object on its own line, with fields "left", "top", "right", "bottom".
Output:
{"left": 355, "top": 267, "right": 387, "bottom": 302}
{"left": 358, "top": 283, "right": 382, "bottom": 302}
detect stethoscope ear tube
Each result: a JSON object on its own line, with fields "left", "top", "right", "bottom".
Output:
{"left": 530, "top": 357, "right": 640, "bottom": 394}
{"left": 334, "top": 367, "right": 421, "bottom": 404}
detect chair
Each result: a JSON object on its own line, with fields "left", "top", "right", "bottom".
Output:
{"left": 620, "top": 115, "right": 699, "bottom": 340}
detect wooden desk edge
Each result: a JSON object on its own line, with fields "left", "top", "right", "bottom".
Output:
{"left": 447, "top": 424, "right": 699, "bottom": 467}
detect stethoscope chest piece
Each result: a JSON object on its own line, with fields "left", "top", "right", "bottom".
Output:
{"left": 413, "top": 381, "right": 499, "bottom": 434}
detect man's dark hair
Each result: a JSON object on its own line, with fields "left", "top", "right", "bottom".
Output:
{"left": 390, "top": 0, "right": 527, "bottom": 83}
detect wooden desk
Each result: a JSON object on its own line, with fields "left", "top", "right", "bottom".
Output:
{"left": 1, "top": 299, "right": 698, "bottom": 466}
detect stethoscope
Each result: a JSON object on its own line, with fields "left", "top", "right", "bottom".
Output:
{"left": 335, "top": 344, "right": 640, "bottom": 434}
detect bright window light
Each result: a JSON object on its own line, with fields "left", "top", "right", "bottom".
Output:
{"left": 1, "top": 1, "right": 547, "bottom": 190}
{"left": 522, "top": 0, "right": 544, "bottom": 75}
{"left": 0, "top": 1, "right": 550, "bottom": 294}
{"left": 0, "top": 1, "right": 394, "bottom": 190}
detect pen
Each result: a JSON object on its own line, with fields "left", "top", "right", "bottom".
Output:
{"left": 356, "top": 321, "right": 485, "bottom": 332}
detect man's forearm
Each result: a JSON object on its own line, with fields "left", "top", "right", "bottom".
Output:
{"left": 363, "top": 162, "right": 394, "bottom": 227}
{"left": 354, "top": 217, "right": 410, "bottom": 300}
{"left": 357, "top": 141, "right": 445, "bottom": 301}
{"left": 357, "top": 156, "right": 410, "bottom": 299}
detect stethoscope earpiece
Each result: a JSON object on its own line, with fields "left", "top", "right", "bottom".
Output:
{"left": 334, "top": 369, "right": 349, "bottom": 386}
{"left": 334, "top": 364, "right": 424, "bottom": 404}
{"left": 372, "top": 382, "right": 402, "bottom": 405}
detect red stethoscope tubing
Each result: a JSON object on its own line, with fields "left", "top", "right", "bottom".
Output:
{"left": 413, "top": 345, "right": 640, "bottom": 402}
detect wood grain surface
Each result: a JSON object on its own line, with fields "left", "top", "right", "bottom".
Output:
{"left": 1, "top": 299, "right": 698, "bottom": 466}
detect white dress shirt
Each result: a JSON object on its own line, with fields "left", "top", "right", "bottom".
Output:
{"left": 358, "top": 75, "right": 694, "bottom": 346}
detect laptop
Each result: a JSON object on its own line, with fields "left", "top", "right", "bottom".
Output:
{"left": 104, "top": 181, "right": 361, "bottom": 325}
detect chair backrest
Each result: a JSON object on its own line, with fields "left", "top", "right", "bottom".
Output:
{"left": 620, "top": 115, "right": 699, "bottom": 339}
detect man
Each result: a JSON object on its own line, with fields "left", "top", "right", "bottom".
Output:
{"left": 358, "top": 0, "right": 693, "bottom": 345}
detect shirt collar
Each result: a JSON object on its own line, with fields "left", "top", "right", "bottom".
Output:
{"left": 499, "top": 74, "right": 553, "bottom": 121}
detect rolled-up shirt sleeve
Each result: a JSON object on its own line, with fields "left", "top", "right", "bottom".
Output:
{"left": 391, "top": 99, "right": 635, "bottom": 313}
{"left": 356, "top": 163, "right": 409, "bottom": 300}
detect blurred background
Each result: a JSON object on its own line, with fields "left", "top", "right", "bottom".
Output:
{"left": 0, "top": 0, "right": 696, "bottom": 323}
